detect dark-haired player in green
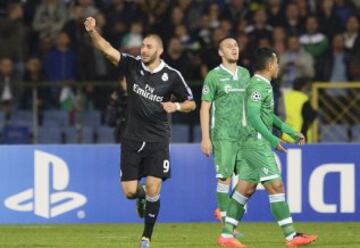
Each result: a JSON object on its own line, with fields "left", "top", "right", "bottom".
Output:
{"left": 200, "top": 37, "right": 250, "bottom": 230}
{"left": 218, "top": 48, "right": 318, "bottom": 248}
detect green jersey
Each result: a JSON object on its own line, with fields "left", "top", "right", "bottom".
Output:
{"left": 245, "top": 74, "right": 298, "bottom": 148}
{"left": 202, "top": 64, "right": 250, "bottom": 141}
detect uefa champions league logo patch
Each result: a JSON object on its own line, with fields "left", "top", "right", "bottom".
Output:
{"left": 202, "top": 85, "right": 209, "bottom": 95}
{"left": 251, "top": 91, "right": 262, "bottom": 102}
{"left": 162, "top": 72, "right": 168, "bottom": 81}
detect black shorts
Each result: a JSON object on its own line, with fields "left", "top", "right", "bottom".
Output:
{"left": 120, "top": 139, "right": 170, "bottom": 181}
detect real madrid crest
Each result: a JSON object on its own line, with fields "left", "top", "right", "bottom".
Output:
{"left": 162, "top": 72, "right": 168, "bottom": 81}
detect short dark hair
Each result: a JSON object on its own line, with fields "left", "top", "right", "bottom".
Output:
{"left": 144, "top": 33, "right": 164, "bottom": 48}
{"left": 253, "top": 47, "right": 277, "bottom": 71}
{"left": 217, "top": 36, "right": 236, "bottom": 49}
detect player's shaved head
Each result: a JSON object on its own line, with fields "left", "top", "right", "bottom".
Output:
{"left": 144, "top": 34, "right": 163, "bottom": 49}
{"left": 217, "top": 36, "right": 237, "bottom": 50}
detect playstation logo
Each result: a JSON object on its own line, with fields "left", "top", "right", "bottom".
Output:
{"left": 4, "top": 150, "right": 87, "bottom": 219}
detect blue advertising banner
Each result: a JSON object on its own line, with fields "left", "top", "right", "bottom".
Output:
{"left": 0, "top": 144, "right": 358, "bottom": 224}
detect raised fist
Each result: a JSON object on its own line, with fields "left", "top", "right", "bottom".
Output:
{"left": 84, "top": 17, "right": 96, "bottom": 32}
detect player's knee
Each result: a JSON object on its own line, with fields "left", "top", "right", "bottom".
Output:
{"left": 245, "top": 187, "right": 256, "bottom": 197}
{"left": 124, "top": 189, "right": 138, "bottom": 199}
{"left": 270, "top": 180, "right": 285, "bottom": 193}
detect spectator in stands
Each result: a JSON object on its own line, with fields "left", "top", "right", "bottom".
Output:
{"left": 32, "top": 0, "right": 68, "bottom": 40}
{"left": 272, "top": 26, "right": 286, "bottom": 44}
{"left": 208, "top": 2, "right": 221, "bottom": 29}
{"left": 343, "top": 15, "right": 359, "bottom": 53}
{"left": 334, "top": 0, "right": 356, "bottom": 25}
{"left": 121, "top": 21, "right": 143, "bottom": 56}
{"left": 280, "top": 35, "right": 314, "bottom": 88}
{"left": 200, "top": 28, "right": 225, "bottom": 77}
{"left": 266, "top": 0, "right": 285, "bottom": 27}
{"left": 222, "top": 0, "right": 248, "bottom": 26}
{"left": 161, "top": 6, "right": 184, "bottom": 43}
{"left": 245, "top": 9, "right": 273, "bottom": 45}
{"left": 284, "top": 3, "right": 303, "bottom": 35}
{"left": 136, "top": 0, "right": 167, "bottom": 30}
{"left": 300, "top": 15, "right": 330, "bottom": 60}
{"left": 319, "top": 34, "right": 350, "bottom": 95}
{"left": 272, "top": 26, "right": 287, "bottom": 54}
{"left": 295, "top": 0, "right": 312, "bottom": 19}
{"left": 43, "top": 31, "right": 75, "bottom": 107}
{"left": 220, "top": 19, "right": 234, "bottom": 37}
{"left": 44, "top": 31, "right": 75, "bottom": 82}
{"left": 317, "top": 0, "right": 343, "bottom": 37}
{"left": 77, "top": 0, "right": 98, "bottom": 19}
{"left": 176, "top": 0, "right": 203, "bottom": 32}
{"left": 21, "top": 57, "right": 48, "bottom": 110}
{"left": 0, "top": 57, "right": 16, "bottom": 119}
{"left": 0, "top": 3, "right": 27, "bottom": 71}
{"left": 105, "top": 78, "right": 127, "bottom": 143}
{"left": 106, "top": 0, "right": 137, "bottom": 47}
{"left": 195, "top": 14, "right": 212, "bottom": 46}
{"left": 164, "top": 37, "right": 193, "bottom": 81}
{"left": 236, "top": 32, "right": 251, "bottom": 67}
{"left": 278, "top": 77, "right": 317, "bottom": 143}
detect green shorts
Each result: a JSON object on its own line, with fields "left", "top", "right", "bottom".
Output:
{"left": 238, "top": 142, "right": 280, "bottom": 184}
{"left": 212, "top": 140, "right": 245, "bottom": 179}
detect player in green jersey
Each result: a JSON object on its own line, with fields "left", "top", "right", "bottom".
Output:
{"left": 200, "top": 37, "right": 250, "bottom": 226}
{"left": 218, "top": 48, "right": 318, "bottom": 248}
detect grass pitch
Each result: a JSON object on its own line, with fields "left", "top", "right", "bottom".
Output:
{"left": 0, "top": 222, "right": 359, "bottom": 248}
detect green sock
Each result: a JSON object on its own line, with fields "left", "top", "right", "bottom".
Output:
{"left": 222, "top": 191, "right": 248, "bottom": 236}
{"left": 269, "top": 193, "right": 296, "bottom": 240}
{"left": 216, "top": 182, "right": 230, "bottom": 222}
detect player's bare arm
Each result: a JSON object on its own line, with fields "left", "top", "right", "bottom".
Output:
{"left": 84, "top": 17, "right": 120, "bottom": 66}
{"left": 200, "top": 101, "right": 212, "bottom": 157}
{"left": 161, "top": 100, "right": 196, "bottom": 113}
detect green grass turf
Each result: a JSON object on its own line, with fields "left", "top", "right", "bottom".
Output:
{"left": 0, "top": 222, "right": 359, "bottom": 248}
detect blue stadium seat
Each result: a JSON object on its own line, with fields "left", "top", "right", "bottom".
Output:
{"left": 193, "top": 125, "right": 201, "bottom": 142}
{"left": 82, "top": 127, "right": 94, "bottom": 143}
{"left": 11, "top": 110, "right": 33, "bottom": 123}
{"left": 320, "top": 124, "right": 349, "bottom": 143}
{"left": 351, "top": 125, "right": 360, "bottom": 142}
{"left": 37, "top": 127, "right": 63, "bottom": 144}
{"left": 43, "top": 110, "right": 69, "bottom": 127}
{"left": 97, "top": 126, "right": 115, "bottom": 143}
{"left": 64, "top": 127, "right": 79, "bottom": 144}
{"left": 78, "top": 111, "right": 101, "bottom": 128}
{"left": 2, "top": 125, "right": 31, "bottom": 144}
{"left": 171, "top": 124, "right": 189, "bottom": 143}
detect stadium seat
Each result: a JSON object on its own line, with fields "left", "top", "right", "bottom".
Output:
{"left": 82, "top": 127, "right": 94, "bottom": 143}
{"left": 43, "top": 110, "right": 69, "bottom": 127}
{"left": 351, "top": 125, "right": 360, "bottom": 142}
{"left": 37, "top": 127, "right": 63, "bottom": 144}
{"left": 78, "top": 111, "right": 102, "bottom": 128}
{"left": 2, "top": 125, "right": 31, "bottom": 144}
{"left": 96, "top": 126, "right": 115, "bottom": 143}
{"left": 11, "top": 110, "right": 33, "bottom": 124}
{"left": 171, "top": 124, "right": 189, "bottom": 143}
{"left": 193, "top": 125, "right": 201, "bottom": 142}
{"left": 320, "top": 124, "right": 349, "bottom": 143}
{"left": 64, "top": 127, "right": 79, "bottom": 144}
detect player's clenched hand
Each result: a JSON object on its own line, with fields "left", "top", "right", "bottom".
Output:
{"left": 201, "top": 138, "right": 212, "bottom": 157}
{"left": 276, "top": 140, "right": 287, "bottom": 153}
{"left": 84, "top": 17, "right": 96, "bottom": 32}
{"left": 161, "top": 102, "right": 177, "bottom": 113}
{"left": 297, "top": 133, "right": 306, "bottom": 145}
